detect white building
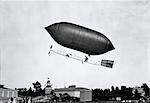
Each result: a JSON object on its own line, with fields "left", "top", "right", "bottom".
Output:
{"left": 0, "top": 85, "right": 18, "bottom": 103}
{"left": 54, "top": 85, "right": 92, "bottom": 102}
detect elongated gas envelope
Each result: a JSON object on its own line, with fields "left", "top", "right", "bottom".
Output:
{"left": 45, "top": 22, "right": 115, "bottom": 55}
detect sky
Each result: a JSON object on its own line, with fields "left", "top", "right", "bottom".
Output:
{"left": 0, "top": 1, "right": 150, "bottom": 89}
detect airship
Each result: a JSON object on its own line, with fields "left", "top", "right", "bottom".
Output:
{"left": 45, "top": 22, "right": 115, "bottom": 56}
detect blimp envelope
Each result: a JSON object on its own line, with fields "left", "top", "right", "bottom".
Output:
{"left": 45, "top": 22, "right": 115, "bottom": 56}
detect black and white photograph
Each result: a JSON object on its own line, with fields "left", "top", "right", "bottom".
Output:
{"left": 0, "top": 0, "right": 150, "bottom": 103}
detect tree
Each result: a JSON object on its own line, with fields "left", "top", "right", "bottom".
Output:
{"left": 141, "top": 83, "right": 149, "bottom": 96}
{"left": 27, "top": 87, "right": 34, "bottom": 96}
{"left": 134, "top": 89, "right": 141, "bottom": 100}
{"left": 121, "top": 86, "right": 127, "bottom": 100}
{"left": 32, "top": 81, "right": 43, "bottom": 96}
{"left": 92, "top": 88, "right": 103, "bottom": 101}
{"left": 115, "top": 86, "right": 120, "bottom": 93}
{"left": 111, "top": 86, "right": 115, "bottom": 92}
{"left": 33, "top": 81, "right": 41, "bottom": 91}
{"left": 62, "top": 93, "right": 71, "bottom": 102}
{"left": 126, "top": 87, "right": 133, "bottom": 100}
{"left": 103, "top": 89, "right": 110, "bottom": 100}
{"left": 17, "top": 88, "right": 28, "bottom": 96}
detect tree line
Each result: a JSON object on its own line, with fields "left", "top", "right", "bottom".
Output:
{"left": 16, "top": 81, "right": 45, "bottom": 97}
{"left": 92, "top": 83, "right": 149, "bottom": 101}
{"left": 16, "top": 81, "right": 149, "bottom": 101}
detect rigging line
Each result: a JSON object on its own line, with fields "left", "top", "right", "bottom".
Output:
{"left": 49, "top": 49, "right": 101, "bottom": 66}
{"left": 51, "top": 49, "right": 84, "bottom": 59}
{"left": 50, "top": 49, "right": 83, "bottom": 62}
{"left": 53, "top": 49, "right": 85, "bottom": 59}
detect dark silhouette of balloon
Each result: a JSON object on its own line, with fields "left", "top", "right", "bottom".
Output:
{"left": 45, "top": 22, "right": 115, "bottom": 55}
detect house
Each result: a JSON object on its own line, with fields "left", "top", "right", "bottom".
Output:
{"left": 0, "top": 84, "right": 18, "bottom": 103}
{"left": 54, "top": 85, "right": 92, "bottom": 102}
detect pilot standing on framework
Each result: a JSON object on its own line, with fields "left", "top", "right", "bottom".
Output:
{"left": 84, "top": 56, "right": 88, "bottom": 62}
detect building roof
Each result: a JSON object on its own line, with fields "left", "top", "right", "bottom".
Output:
{"left": 0, "top": 84, "right": 16, "bottom": 91}
{"left": 54, "top": 87, "right": 90, "bottom": 92}
{"left": 0, "top": 88, "right": 17, "bottom": 91}
{"left": 0, "top": 84, "right": 4, "bottom": 88}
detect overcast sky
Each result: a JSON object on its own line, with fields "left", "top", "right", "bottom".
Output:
{"left": 0, "top": 1, "right": 150, "bottom": 89}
